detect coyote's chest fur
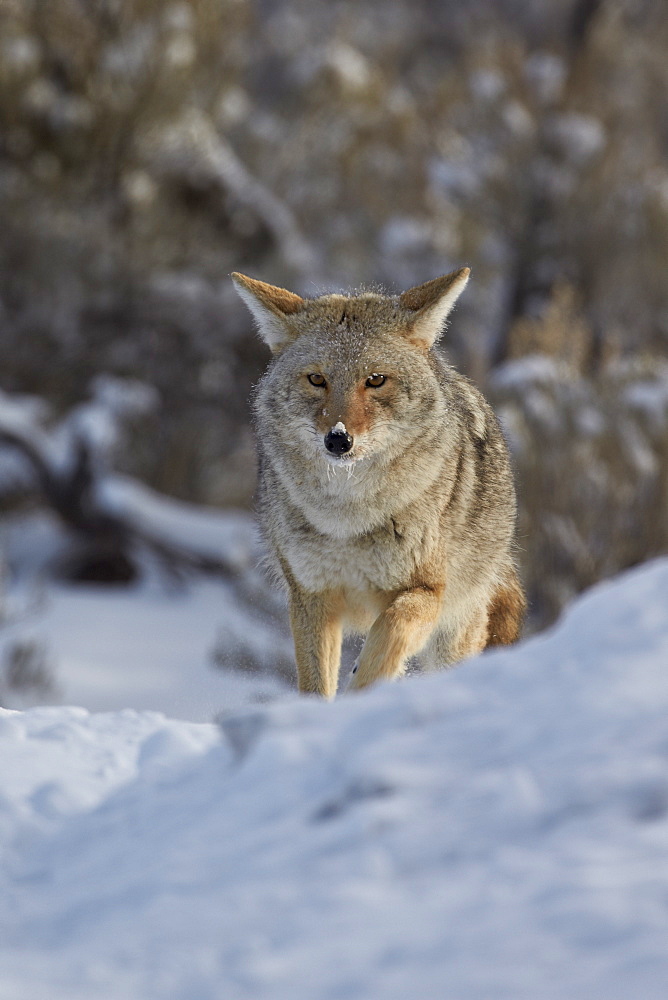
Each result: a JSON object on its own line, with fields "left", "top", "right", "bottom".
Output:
{"left": 234, "top": 267, "right": 526, "bottom": 696}
{"left": 279, "top": 497, "right": 425, "bottom": 595}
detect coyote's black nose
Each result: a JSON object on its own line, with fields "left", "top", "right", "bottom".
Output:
{"left": 324, "top": 428, "right": 353, "bottom": 455}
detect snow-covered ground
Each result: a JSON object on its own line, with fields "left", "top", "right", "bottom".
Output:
{"left": 2, "top": 557, "right": 668, "bottom": 1000}
{"left": 0, "top": 503, "right": 292, "bottom": 720}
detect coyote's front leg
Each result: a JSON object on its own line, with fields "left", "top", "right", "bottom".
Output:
{"left": 349, "top": 585, "right": 443, "bottom": 691}
{"left": 288, "top": 587, "right": 343, "bottom": 699}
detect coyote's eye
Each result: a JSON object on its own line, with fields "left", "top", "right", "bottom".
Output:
{"left": 307, "top": 373, "right": 326, "bottom": 387}
{"left": 365, "top": 373, "right": 386, "bottom": 388}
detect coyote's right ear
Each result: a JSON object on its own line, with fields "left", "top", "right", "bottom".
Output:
{"left": 231, "top": 273, "right": 305, "bottom": 353}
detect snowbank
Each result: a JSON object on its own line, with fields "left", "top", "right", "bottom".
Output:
{"left": 2, "top": 558, "right": 668, "bottom": 999}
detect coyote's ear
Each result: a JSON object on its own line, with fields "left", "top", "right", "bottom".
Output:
{"left": 231, "top": 273, "right": 305, "bottom": 353}
{"left": 400, "top": 267, "right": 470, "bottom": 348}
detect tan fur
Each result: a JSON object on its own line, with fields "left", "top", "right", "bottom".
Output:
{"left": 351, "top": 584, "right": 444, "bottom": 688}
{"left": 486, "top": 571, "right": 527, "bottom": 647}
{"left": 233, "top": 268, "right": 526, "bottom": 697}
{"left": 289, "top": 589, "right": 343, "bottom": 699}
{"left": 231, "top": 273, "right": 304, "bottom": 317}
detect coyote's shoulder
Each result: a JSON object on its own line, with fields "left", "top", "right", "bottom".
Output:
{"left": 233, "top": 268, "right": 525, "bottom": 697}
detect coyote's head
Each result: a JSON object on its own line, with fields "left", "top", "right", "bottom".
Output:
{"left": 232, "top": 269, "right": 470, "bottom": 469}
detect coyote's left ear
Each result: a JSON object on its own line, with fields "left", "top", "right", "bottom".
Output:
{"left": 231, "top": 273, "right": 305, "bottom": 353}
{"left": 400, "top": 267, "right": 470, "bottom": 348}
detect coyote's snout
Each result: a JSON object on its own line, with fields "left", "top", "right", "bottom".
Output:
{"left": 233, "top": 268, "right": 525, "bottom": 697}
{"left": 324, "top": 423, "right": 352, "bottom": 456}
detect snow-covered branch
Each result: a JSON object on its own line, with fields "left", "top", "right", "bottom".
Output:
{"left": 0, "top": 379, "right": 240, "bottom": 582}
{"left": 146, "top": 111, "right": 322, "bottom": 278}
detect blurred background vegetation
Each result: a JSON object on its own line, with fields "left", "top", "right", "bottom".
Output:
{"left": 1, "top": 0, "right": 667, "bottom": 634}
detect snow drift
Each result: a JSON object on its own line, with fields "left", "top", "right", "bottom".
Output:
{"left": 2, "top": 558, "right": 668, "bottom": 999}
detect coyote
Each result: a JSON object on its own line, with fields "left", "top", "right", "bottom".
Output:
{"left": 233, "top": 268, "right": 525, "bottom": 697}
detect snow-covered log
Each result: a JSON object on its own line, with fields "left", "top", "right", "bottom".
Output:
{"left": 0, "top": 379, "right": 240, "bottom": 582}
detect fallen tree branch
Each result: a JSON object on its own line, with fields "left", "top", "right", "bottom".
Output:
{"left": 0, "top": 398, "right": 238, "bottom": 582}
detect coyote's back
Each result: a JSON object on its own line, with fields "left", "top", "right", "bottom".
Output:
{"left": 233, "top": 267, "right": 525, "bottom": 697}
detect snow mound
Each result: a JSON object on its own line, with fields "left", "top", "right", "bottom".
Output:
{"left": 2, "top": 559, "right": 668, "bottom": 999}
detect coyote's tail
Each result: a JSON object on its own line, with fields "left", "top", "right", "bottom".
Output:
{"left": 486, "top": 569, "right": 526, "bottom": 647}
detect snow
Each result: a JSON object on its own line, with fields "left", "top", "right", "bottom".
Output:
{"left": 524, "top": 52, "right": 566, "bottom": 105}
{"left": 623, "top": 366, "right": 668, "bottom": 431}
{"left": 97, "top": 475, "right": 255, "bottom": 571}
{"left": 1, "top": 507, "right": 293, "bottom": 721}
{"left": 61, "top": 376, "right": 158, "bottom": 464}
{"left": 489, "top": 353, "right": 570, "bottom": 391}
{"left": 549, "top": 113, "right": 607, "bottom": 163}
{"left": 325, "top": 41, "right": 372, "bottom": 91}
{"left": 0, "top": 376, "right": 158, "bottom": 487}
{"left": 33, "top": 577, "right": 288, "bottom": 719}
{"left": 2, "top": 557, "right": 668, "bottom": 999}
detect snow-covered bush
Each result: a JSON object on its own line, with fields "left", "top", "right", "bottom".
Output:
{"left": 491, "top": 347, "right": 668, "bottom": 628}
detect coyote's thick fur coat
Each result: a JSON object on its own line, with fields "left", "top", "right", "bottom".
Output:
{"left": 233, "top": 268, "right": 525, "bottom": 697}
